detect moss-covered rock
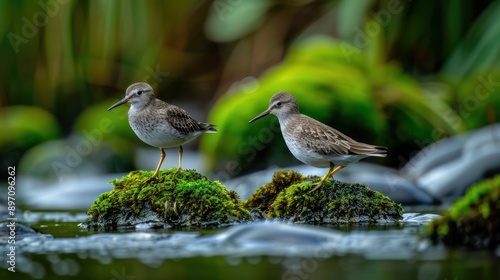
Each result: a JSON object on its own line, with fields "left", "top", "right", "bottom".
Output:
{"left": 428, "top": 175, "right": 500, "bottom": 248}
{"left": 86, "top": 168, "right": 251, "bottom": 229}
{"left": 245, "top": 170, "right": 403, "bottom": 224}
{"left": 244, "top": 170, "right": 305, "bottom": 219}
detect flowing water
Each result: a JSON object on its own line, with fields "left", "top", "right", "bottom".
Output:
{"left": 2, "top": 210, "right": 499, "bottom": 280}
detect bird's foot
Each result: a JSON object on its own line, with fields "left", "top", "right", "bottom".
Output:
{"left": 140, "top": 174, "right": 158, "bottom": 186}
{"left": 173, "top": 167, "right": 182, "bottom": 175}
{"left": 309, "top": 180, "right": 325, "bottom": 193}
{"left": 309, "top": 176, "right": 335, "bottom": 193}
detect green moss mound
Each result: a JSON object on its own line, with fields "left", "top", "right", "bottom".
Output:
{"left": 428, "top": 175, "right": 500, "bottom": 248}
{"left": 245, "top": 170, "right": 305, "bottom": 212}
{"left": 245, "top": 170, "right": 403, "bottom": 224}
{"left": 86, "top": 168, "right": 251, "bottom": 228}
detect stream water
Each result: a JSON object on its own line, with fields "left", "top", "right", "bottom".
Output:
{"left": 1, "top": 210, "right": 499, "bottom": 280}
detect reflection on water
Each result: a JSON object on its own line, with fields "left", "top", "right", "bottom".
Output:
{"left": 0, "top": 211, "right": 499, "bottom": 280}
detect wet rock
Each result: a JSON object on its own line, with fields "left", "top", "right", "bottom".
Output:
{"left": 85, "top": 169, "right": 251, "bottom": 229}
{"left": 428, "top": 175, "right": 500, "bottom": 248}
{"left": 0, "top": 222, "right": 42, "bottom": 242}
{"left": 187, "top": 222, "right": 425, "bottom": 260}
{"left": 401, "top": 213, "right": 441, "bottom": 226}
{"left": 17, "top": 174, "right": 117, "bottom": 210}
{"left": 225, "top": 163, "right": 437, "bottom": 206}
{"left": 245, "top": 170, "right": 403, "bottom": 224}
{"left": 401, "top": 136, "right": 465, "bottom": 179}
{"left": 194, "top": 222, "right": 343, "bottom": 246}
{"left": 18, "top": 136, "right": 134, "bottom": 180}
{"left": 404, "top": 123, "right": 500, "bottom": 200}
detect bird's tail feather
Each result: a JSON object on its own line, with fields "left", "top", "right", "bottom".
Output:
{"left": 201, "top": 123, "right": 217, "bottom": 133}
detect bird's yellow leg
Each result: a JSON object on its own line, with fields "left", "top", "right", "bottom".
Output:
{"left": 328, "top": 166, "right": 345, "bottom": 179}
{"left": 175, "top": 145, "right": 183, "bottom": 174}
{"left": 143, "top": 148, "right": 165, "bottom": 184}
{"left": 309, "top": 163, "right": 335, "bottom": 193}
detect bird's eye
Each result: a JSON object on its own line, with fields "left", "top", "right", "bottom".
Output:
{"left": 136, "top": 90, "right": 143, "bottom": 95}
{"left": 275, "top": 101, "right": 282, "bottom": 107}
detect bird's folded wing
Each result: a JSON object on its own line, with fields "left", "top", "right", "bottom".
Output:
{"left": 299, "top": 125, "right": 351, "bottom": 156}
{"left": 165, "top": 107, "right": 203, "bottom": 134}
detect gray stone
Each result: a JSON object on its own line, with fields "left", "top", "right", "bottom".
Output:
{"left": 404, "top": 123, "right": 500, "bottom": 199}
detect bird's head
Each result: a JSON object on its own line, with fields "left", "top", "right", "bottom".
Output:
{"left": 107, "top": 82, "right": 155, "bottom": 111}
{"left": 249, "top": 92, "right": 300, "bottom": 123}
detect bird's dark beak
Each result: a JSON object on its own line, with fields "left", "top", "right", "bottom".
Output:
{"left": 249, "top": 108, "right": 271, "bottom": 123}
{"left": 107, "top": 97, "right": 128, "bottom": 111}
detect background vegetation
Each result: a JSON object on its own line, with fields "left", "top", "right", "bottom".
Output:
{"left": 1, "top": 0, "right": 499, "bottom": 179}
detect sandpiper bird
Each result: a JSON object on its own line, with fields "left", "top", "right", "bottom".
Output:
{"left": 107, "top": 82, "right": 216, "bottom": 181}
{"left": 249, "top": 92, "right": 387, "bottom": 192}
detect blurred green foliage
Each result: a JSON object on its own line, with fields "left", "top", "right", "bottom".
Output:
{"left": 0, "top": 106, "right": 61, "bottom": 168}
{"left": 0, "top": 1, "right": 216, "bottom": 124}
{"left": 441, "top": 0, "right": 500, "bottom": 80}
{"left": 1, "top": 0, "right": 499, "bottom": 176}
{"left": 72, "top": 100, "right": 140, "bottom": 154}
{"left": 450, "top": 71, "right": 500, "bottom": 130}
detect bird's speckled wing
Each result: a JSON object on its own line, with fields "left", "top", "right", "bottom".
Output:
{"left": 298, "top": 123, "right": 351, "bottom": 156}
{"left": 297, "top": 116, "right": 386, "bottom": 156}
{"left": 165, "top": 106, "right": 205, "bottom": 134}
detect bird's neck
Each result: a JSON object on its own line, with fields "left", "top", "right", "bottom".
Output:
{"left": 276, "top": 111, "right": 299, "bottom": 126}
{"left": 131, "top": 96, "right": 156, "bottom": 111}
